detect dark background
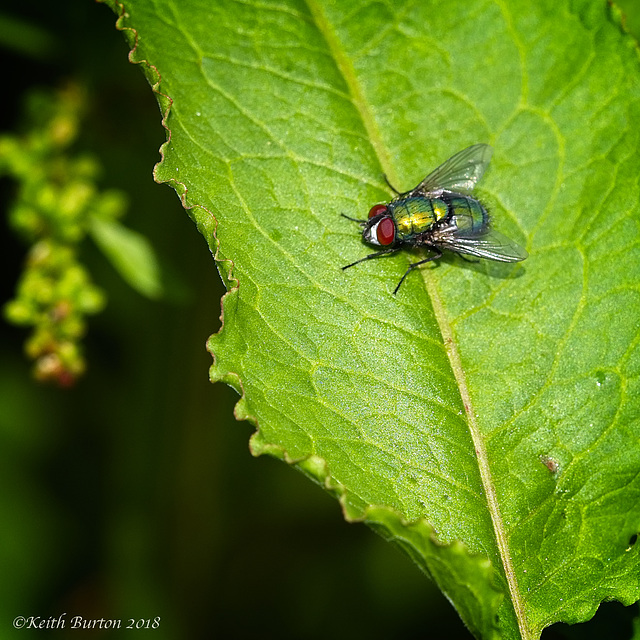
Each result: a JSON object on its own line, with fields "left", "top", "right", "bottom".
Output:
{"left": 1, "top": 2, "right": 638, "bottom": 638}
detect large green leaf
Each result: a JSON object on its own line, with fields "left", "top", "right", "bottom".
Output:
{"left": 102, "top": 0, "right": 640, "bottom": 638}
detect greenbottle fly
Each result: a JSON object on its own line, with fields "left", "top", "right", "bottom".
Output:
{"left": 342, "top": 144, "right": 527, "bottom": 294}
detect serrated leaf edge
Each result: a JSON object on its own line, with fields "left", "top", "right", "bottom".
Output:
{"left": 215, "top": 373, "right": 506, "bottom": 639}
{"left": 99, "top": 0, "right": 240, "bottom": 304}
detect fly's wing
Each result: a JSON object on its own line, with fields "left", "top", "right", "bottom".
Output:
{"left": 416, "top": 144, "right": 493, "bottom": 195}
{"left": 437, "top": 214, "right": 528, "bottom": 262}
{"left": 443, "top": 229, "right": 528, "bottom": 262}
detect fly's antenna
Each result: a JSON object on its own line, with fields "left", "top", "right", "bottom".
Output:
{"left": 341, "top": 213, "right": 366, "bottom": 224}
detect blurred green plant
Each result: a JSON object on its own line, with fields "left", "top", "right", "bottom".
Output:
{"left": 1, "top": 83, "right": 162, "bottom": 385}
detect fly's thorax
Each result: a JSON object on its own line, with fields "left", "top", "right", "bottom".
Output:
{"left": 444, "top": 194, "right": 489, "bottom": 235}
{"left": 389, "top": 196, "right": 448, "bottom": 240}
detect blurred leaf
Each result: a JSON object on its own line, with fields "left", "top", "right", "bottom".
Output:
{"left": 633, "top": 609, "right": 640, "bottom": 640}
{"left": 1, "top": 84, "right": 108, "bottom": 384}
{"left": 103, "top": 0, "right": 640, "bottom": 638}
{"left": 0, "top": 11, "right": 59, "bottom": 60}
{"left": 90, "top": 216, "right": 162, "bottom": 299}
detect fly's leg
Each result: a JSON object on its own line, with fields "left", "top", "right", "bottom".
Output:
{"left": 342, "top": 248, "right": 400, "bottom": 271}
{"left": 458, "top": 254, "right": 480, "bottom": 263}
{"left": 383, "top": 174, "right": 401, "bottom": 195}
{"left": 383, "top": 175, "right": 412, "bottom": 198}
{"left": 393, "top": 249, "right": 443, "bottom": 295}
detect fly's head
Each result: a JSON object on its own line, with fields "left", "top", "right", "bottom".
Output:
{"left": 362, "top": 203, "right": 396, "bottom": 247}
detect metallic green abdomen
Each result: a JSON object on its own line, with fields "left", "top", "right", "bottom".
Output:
{"left": 446, "top": 195, "right": 488, "bottom": 234}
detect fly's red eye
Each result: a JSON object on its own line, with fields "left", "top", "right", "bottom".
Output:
{"left": 368, "top": 204, "right": 388, "bottom": 219}
{"left": 376, "top": 216, "right": 395, "bottom": 245}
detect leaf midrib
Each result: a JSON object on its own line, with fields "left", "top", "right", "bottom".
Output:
{"left": 302, "top": 1, "right": 529, "bottom": 637}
